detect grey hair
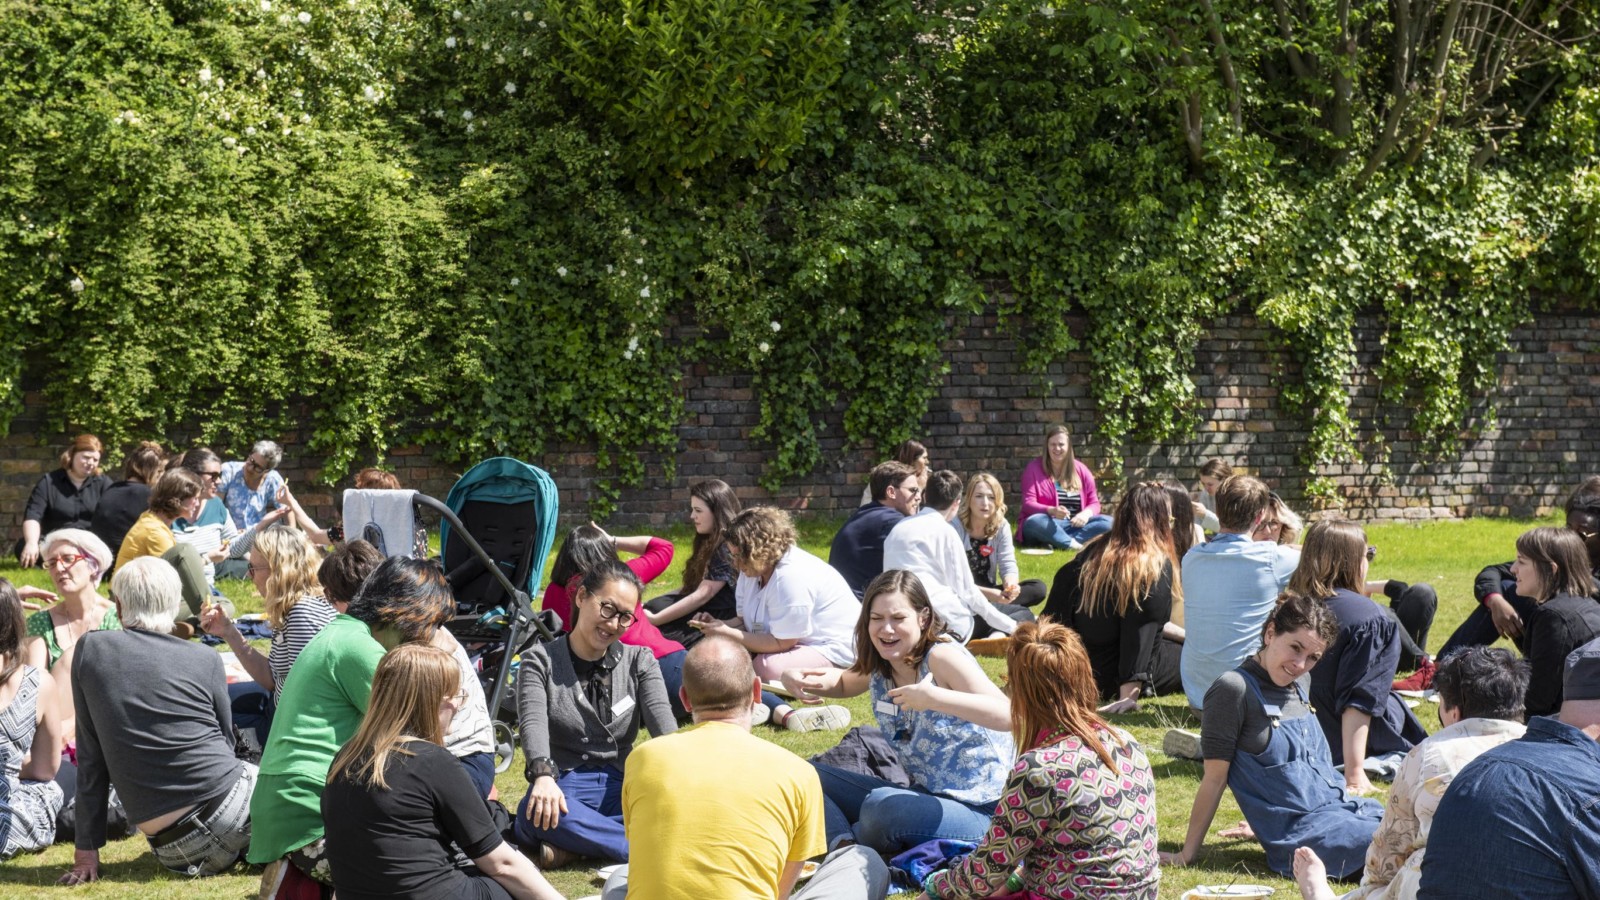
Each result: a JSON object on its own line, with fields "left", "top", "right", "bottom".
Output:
{"left": 40, "top": 528, "right": 114, "bottom": 586}
{"left": 111, "top": 557, "right": 182, "bottom": 634}
{"left": 252, "top": 440, "right": 284, "bottom": 469}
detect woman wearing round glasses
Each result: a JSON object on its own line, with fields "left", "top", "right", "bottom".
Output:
{"left": 514, "top": 559, "right": 676, "bottom": 869}
{"left": 218, "top": 440, "right": 286, "bottom": 532}
{"left": 23, "top": 529, "right": 119, "bottom": 740}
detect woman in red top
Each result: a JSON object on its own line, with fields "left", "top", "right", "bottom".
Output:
{"left": 541, "top": 524, "right": 688, "bottom": 719}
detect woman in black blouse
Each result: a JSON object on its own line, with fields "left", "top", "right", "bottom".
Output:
{"left": 17, "top": 435, "right": 110, "bottom": 568}
{"left": 323, "top": 643, "right": 563, "bottom": 900}
{"left": 1514, "top": 525, "right": 1600, "bottom": 717}
{"left": 1041, "top": 482, "right": 1184, "bottom": 711}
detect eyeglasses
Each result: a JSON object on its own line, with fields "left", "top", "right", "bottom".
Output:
{"left": 594, "top": 600, "right": 636, "bottom": 628}
{"left": 244, "top": 458, "right": 271, "bottom": 472}
{"left": 43, "top": 552, "right": 85, "bottom": 570}
{"left": 1365, "top": 545, "right": 1378, "bottom": 562}
{"left": 247, "top": 562, "right": 264, "bottom": 576}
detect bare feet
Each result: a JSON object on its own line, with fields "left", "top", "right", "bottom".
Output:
{"left": 1218, "top": 820, "right": 1255, "bottom": 840}
{"left": 1293, "top": 846, "right": 1337, "bottom": 900}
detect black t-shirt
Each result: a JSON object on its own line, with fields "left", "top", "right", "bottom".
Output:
{"left": 322, "top": 740, "right": 505, "bottom": 900}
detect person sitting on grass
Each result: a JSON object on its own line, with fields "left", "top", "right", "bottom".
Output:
{"left": 88, "top": 440, "right": 165, "bottom": 561}
{"left": 247, "top": 556, "right": 453, "bottom": 894}
{"left": 1018, "top": 425, "right": 1112, "bottom": 551}
{"left": 784, "top": 570, "right": 1014, "bottom": 855}
{"left": 694, "top": 507, "right": 859, "bottom": 733}
{"left": 916, "top": 618, "right": 1160, "bottom": 900}
{"left": 955, "top": 472, "right": 1048, "bottom": 609}
{"left": 62, "top": 557, "right": 256, "bottom": 884}
{"left": 1042, "top": 482, "right": 1186, "bottom": 711}
{"left": 24, "top": 529, "right": 119, "bottom": 744}
{"left": 1163, "top": 593, "right": 1383, "bottom": 879}
{"left": 513, "top": 560, "right": 676, "bottom": 869}
{"left": 601, "top": 635, "right": 890, "bottom": 900}
{"left": 1293, "top": 646, "right": 1529, "bottom": 900}
{"left": 885, "top": 470, "right": 1027, "bottom": 642}
{"left": 645, "top": 478, "right": 743, "bottom": 646}
{"left": 322, "top": 643, "right": 565, "bottom": 900}
{"left": 1511, "top": 526, "right": 1600, "bottom": 718}
{"left": 112, "top": 467, "right": 213, "bottom": 624}
{"left": 858, "top": 438, "right": 930, "bottom": 506}
{"left": 830, "top": 461, "right": 920, "bottom": 600}
{"left": 0, "top": 579, "right": 64, "bottom": 860}
{"left": 1400, "top": 477, "right": 1600, "bottom": 692}
{"left": 1192, "top": 458, "right": 1233, "bottom": 534}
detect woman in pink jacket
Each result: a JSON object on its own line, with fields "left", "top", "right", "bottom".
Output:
{"left": 1018, "top": 425, "right": 1112, "bottom": 551}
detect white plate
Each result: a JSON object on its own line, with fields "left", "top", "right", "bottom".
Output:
{"left": 1018, "top": 547, "right": 1054, "bottom": 555}
{"left": 1181, "top": 886, "right": 1274, "bottom": 899}
{"left": 592, "top": 864, "right": 622, "bottom": 882}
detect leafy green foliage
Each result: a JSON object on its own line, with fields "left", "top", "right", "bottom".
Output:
{"left": 3, "top": 0, "right": 1598, "bottom": 509}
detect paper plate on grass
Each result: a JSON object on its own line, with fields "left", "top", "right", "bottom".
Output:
{"left": 1181, "top": 886, "right": 1274, "bottom": 899}
{"left": 1018, "top": 547, "right": 1054, "bottom": 555}
{"left": 592, "top": 864, "right": 622, "bottom": 882}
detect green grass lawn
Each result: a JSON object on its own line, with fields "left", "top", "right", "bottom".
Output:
{"left": 0, "top": 514, "right": 1555, "bottom": 898}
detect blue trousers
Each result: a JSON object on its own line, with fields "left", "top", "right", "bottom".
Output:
{"left": 512, "top": 765, "right": 628, "bottom": 861}
{"left": 227, "top": 681, "right": 274, "bottom": 747}
{"left": 1020, "top": 513, "right": 1112, "bottom": 549}
{"left": 813, "top": 762, "right": 994, "bottom": 855}
{"left": 657, "top": 649, "right": 688, "bottom": 720}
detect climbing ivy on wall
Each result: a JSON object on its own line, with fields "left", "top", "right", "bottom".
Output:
{"left": 2, "top": 0, "right": 1597, "bottom": 511}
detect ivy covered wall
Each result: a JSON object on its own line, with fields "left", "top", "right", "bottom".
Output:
{"left": 4, "top": 0, "right": 1599, "bottom": 516}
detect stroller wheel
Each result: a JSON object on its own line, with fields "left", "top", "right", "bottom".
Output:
{"left": 493, "top": 720, "right": 516, "bottom": 774}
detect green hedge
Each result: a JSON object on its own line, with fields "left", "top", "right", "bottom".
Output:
{"left": 4, "top": 0, "right": 1597, "bottom": 511}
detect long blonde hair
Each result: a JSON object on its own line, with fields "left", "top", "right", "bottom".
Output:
{"left": 1078, "top": 483, "right": 1181, "bottom": 618}
{"left": 327, "top": 643, "right": 459, "bottom": 790}
{"left": 957, "top": 472, "right": 1008, "bottom": 541}
{"left": 255, "top": 526, "right": 324, "bottom": 630}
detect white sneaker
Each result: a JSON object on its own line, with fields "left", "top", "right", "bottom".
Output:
{"left": 784, "top": 705, "right": 851, "bottom": 733}
{"left": 751, "top": 703, "right": 772, "bottom": 726}
{"left": 1065, "top": 537, "right": 1084, "bottom": 551}
{"left": 1163, "top": 728, "right": 1203, "bottom": 761}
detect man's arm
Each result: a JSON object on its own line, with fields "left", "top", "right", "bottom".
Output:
{"left": 777, "top": 860, "right": 805, "bottom": 900}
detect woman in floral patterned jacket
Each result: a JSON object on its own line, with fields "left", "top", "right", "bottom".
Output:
{"left": 918, "top": 618, "right": 1161, "bottom": 900}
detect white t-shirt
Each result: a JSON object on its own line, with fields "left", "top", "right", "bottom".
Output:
{"left": 735, "top": 546, "right": 860, "bottom": 667}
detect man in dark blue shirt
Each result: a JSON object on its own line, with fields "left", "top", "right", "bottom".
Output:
{"left": 828, "top": 462, "right": 919, "bottom": 599}
{"left": 1418, "top": 637, "right": 1600, "bottom": 899}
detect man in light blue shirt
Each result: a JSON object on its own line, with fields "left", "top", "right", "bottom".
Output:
{"left": 1179, "top": 476, "right": 1300, "bottom": 710}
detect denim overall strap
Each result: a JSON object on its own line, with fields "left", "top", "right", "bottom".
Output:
{"left": 1225, "top": 666, "right": 1383, "bottom": 879}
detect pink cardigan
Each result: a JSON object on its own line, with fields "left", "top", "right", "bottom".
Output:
{"left": 1016, "top": 457, "right": 1102, "bottom": 539}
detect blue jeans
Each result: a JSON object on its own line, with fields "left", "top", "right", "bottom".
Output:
{"left": 657, "top": 650, "right": 688, "bottom": 720}
{"left": 512, "top": 765, "right": 628, "bottom": 861}
{"left": 1021, "top": 512, "right": 1112, "bottom": 549}
{"left": 227, "top": 681, "right": 274, "bottom": 748}
{"left": 813, "top": 762, "right": 994, "bottom": 854}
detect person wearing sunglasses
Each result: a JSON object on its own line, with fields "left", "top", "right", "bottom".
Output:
{"left": 1293, "top": 521, "right": 1427, "bottom": 796}
{"left": 216, "top": 440, "right": 286, "bottom": 534}
{"left": 514, "top": 559, "right": 676, "bottom": 869}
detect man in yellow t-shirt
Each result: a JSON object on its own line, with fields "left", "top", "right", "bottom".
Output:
{"left": 603, "top": 637, "right": 887, "bottom": 900}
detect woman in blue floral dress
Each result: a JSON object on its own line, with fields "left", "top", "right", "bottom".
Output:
{"left": 781, "top": 569, "right": 1014, "bottom": 854}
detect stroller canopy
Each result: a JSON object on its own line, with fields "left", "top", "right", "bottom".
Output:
{"left": 440, "top": 457, "right": 560, "bottom": 613}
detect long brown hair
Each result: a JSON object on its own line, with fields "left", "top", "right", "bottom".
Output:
{"left": 1515, "top": 526, "right": 1598, "bottom": 602}
{"left": 327, "top": 643, "right": 459, "bottom": 790}
{"left": 1041, "top": 425, "right": 1081, "bottom": 490}
{"left": 682, "top": 479, "right": 741, "bottom": 591}
{"left": 1286, "top": 519, "right": 1366, "bottom": 601}
{"left": 1077, "top": 483, "right": 1181, "bottom": 618}
{"left": 848, "top": 570, "right": 946, "bottom": 681}
{"left": 1006, "top": 618, "right": 1119, "bottom": 766}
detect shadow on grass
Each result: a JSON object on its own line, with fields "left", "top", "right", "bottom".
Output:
{"left": 0, "top": 854, "right": 225, "bottom": 887}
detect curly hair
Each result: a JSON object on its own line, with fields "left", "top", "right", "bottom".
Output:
{"left": 724, "top": 507, "right": 796, "bottom": 573}
{"left": 254, "top": 526, "right": 324, "bottom": 630}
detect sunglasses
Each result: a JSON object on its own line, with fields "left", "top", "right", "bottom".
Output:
{"left": 200, "top": 470, "right": 222, "bottom": 482}
{"left": 1365, "top": 545, "right": 1378, "bottom": 562}
{"left": 43, "top": 552, "right": 85, "bottom": 570}
{"left": 244, "top": 458, "right": 271, "bottom": 472}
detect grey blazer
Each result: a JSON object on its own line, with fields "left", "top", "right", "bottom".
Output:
{"left": 516, "top": 636, "right": 675, "bottom": 774}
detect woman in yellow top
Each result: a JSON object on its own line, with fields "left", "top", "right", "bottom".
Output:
{"left": 112, "top": 469, "right": 214, "bottom": 623}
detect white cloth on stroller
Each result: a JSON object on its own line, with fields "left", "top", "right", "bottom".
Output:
{"left": 342, "top": 488, "right": 420, "bottom": 558}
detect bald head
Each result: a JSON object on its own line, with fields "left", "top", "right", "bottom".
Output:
{"left": 683, "top": 635, "right": 759, "bottom": 718}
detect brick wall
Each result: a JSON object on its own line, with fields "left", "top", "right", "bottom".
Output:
{"left": 5, "top": 308, "right": 1597, "bottom": 537}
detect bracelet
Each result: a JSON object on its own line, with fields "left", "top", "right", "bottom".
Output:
{"left": 526, "top": 756, "right": 558, "bottom": 782}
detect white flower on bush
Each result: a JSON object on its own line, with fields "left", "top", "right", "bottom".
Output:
{"left": 523, "top": 10, "right": 534, "bottom": 20}
{"left": 556, "top": 266, "right": 567, "bottom": 277}
{"left": 538, "top": 19, "right": 546, "bottom": 28}
{"left": 758, "top": 341, "right": 771, "bottom": 354}
{"left": 198, "top": 67, "right": 213, "bottom": 83}
{"left": 465, "top": 122, "right": 475, "bottom": 133}
{"left": 260, "top": 0, "right": 270, "bottom": 9}
{"left": 452, "top": 8, "right": 462, "bottom": 19}
{"left": 606, "top": 264, "right": 614, "bottom": 274}
{"left": 300, "top": 113, "right": 312, "bottom": 123}
{"left": 245, "top": 126, "right": 257, "bottom": 136}
{"left": 255, "top": 68, "right": 267, "bottom": 80}
{"left": 510, "top": 277, "right": 520, "bottom": 286}
{"left": 640, "top": 287, "right": 650, "bottom": 299}
{"left": 770, "top": 320, "right": 781, "bottom": 333}
{"left": 627, "top": 336, "right": 640, "bottom": 352}
{"left": 222, "top": 136, "right": 237, "bottom": 148}
{"left": 461, "top": 109, "right": 474, "bottom": 120}
{"left": 278, "top": 13, "right": 291, "bottom": 25}
{"left": 297, "top": 10, "right": 310, "bottom": 23}
{"left": 68, "top": 277, "right": 85, "bottom": 294}
{"left": 445, "top": 36, "right": 457, "bottom": 48}
{"left": 362, "top": 85, "right": 381, "bottom": 102}
{"left": 504, "top": 82, "right": 517, "bottom": 95}
{"left": 634, "top": 257, "right": 643, "bottom": 265}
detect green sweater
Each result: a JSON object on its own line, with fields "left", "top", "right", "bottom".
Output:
{"left": 247, "top": 614, "right": 385, "bottom": 863}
